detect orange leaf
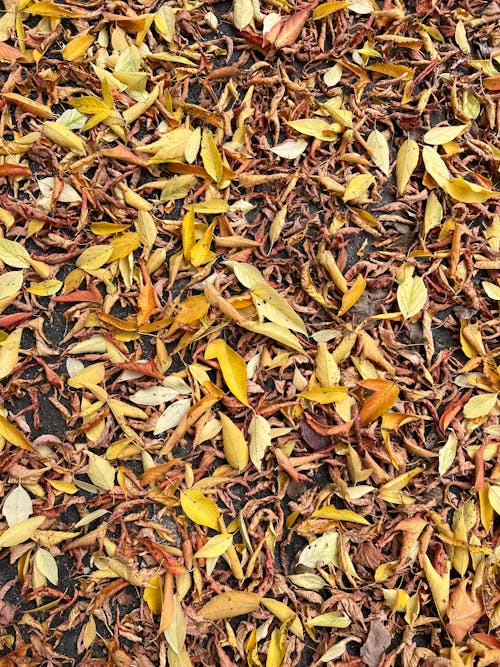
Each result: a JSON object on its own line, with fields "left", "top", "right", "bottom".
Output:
{"left": 273, "top": 1, "right": 319, "bottom": 49}
{"left": 0, "top": 165, "right": 32, "bottom": 177}
{"left": 137, "top": 263, "right": 157, "bottom": 327}
{"left": 359, "top": 380, "right": 399, "bottom": 426}
{"left": 446, "top": 580, "right": 484, "bottom": 643}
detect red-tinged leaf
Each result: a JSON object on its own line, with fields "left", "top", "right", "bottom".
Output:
{"left": 300, "top": 417, "right": 331, "bottom": 451}
{"left": 359, "top": 381, "right": 399, "bottom": 426}
{"left": 273, "top": 1, "right": 319, "bottom": 48}
{"left": 304, "top": 412, "right": 354, "bottom": 436}
{"left": 0, "top": 165, "right": 32, "bottom": 177}
{"left": 53, "top": 286, "right": 103, "bottom": 303}
{"left": 0, "top": 43, "right": 25, "bottom": 62}
{"left": 0, "top": 312, "right": 32, "bottom": 329}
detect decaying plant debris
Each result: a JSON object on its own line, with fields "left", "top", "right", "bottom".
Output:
{"left": 0, "top": 0, "right": 499, "bottom": 665}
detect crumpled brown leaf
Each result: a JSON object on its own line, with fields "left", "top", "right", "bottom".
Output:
{"left": 360, "top": 619, "right": 392, "bottom": 667}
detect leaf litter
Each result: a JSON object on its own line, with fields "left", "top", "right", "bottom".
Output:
{"left": 0, "top": 0, "right": 499, "bottom": 666}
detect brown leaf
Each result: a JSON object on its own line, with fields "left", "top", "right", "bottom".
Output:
{"left": 360, "top": 619, "right": 392, "bottom": 667}
{"left": 445, "top": 580, "right": 484, "bottom": 643}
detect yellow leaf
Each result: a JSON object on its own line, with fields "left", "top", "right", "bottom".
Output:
{"left": 396, "top": 139, "right": 419, "bottom": 195}
{"left": 488, "top": 484, "right": 500, "bottom": 515}
{"left": 1, "top": 485, "right": 33, "bottom": 527}
{"left": 286, "top": 118, "right": 338, "bottom": 141}
{"left": 226, "top": 261, "right": 307, "bottom": 334}
{"left": 338, "top": 274, "right": 366, "bottom": 315}
{"left": 315, "top": 342, "right": 340, "bottom": 387}
{"left": 0, "top": 238, "right": 31, "bottom": 268}
{"left": 2, "top": 92, "right": 53, "bottom": 119}
{"left": 482, "top": 281, "right": 500, "bottom": 300}
{"left": 191, "top": 199, "right": 229, "bottom": 215}
{"left": 397, "top": 275, "right": 428, "bottom": 319}
{"left": 86, "top": 453, "right": 115, "bottom": 491}
{"left": 42, "top": 121, "right": 87, "bottom": 156}
{"left": 189, "top": 221, "right": 216, "bottom": 267}
{"left": 160, "top": 175, "right": 196, "bottom": 202}
{"left": 266, "top": 627, "right": 286, "bottom": 667}
{"left": 423, "top": 191, "right": 443, "bottom": 237}
{"left": 438, "top": 431, "right": 457, "bottom": 476}
{"left": 260, "top": 598, "right": 303, "bottom": 639}
{"left": 200, "top": 591, "right": 260, "bottom": 620}
{"left": 233, "top": 0, "right": 254, "bottom": 29}
{"left": 62, "top": 34, "right": 95, "bottom": 61}
{"left": 24, "top": 1, "right": 84, "bottom": 18}
{"left": 70, "top": 95, "right": 111, "bottom": 116}
{"left": 220, "top": 413, "right": 249, "bottom": 471}
{"left": 184, "top": 126, "right": 201, "bottom": 163}
{"left": 204, "top": 339, "right": 249, "bottom": 406}
{"left": 454, "top": 20, "right": 470, "bottom": 55}
{"left": 248, "top": 414, "right": 271, "bottom": 472}
{"left": 311, "top": 507, "right": 370, "bottom": 524}
{"left": 306, "top": 612, "right": 351, "bottom": 628}
{"left": 298, "top": 386, "right": 348, "bottom": 404}
{"left": 0, "top": 329, "right": 22, "bottom": 381}
{"left": 342, "top": 174, "right": 374, "bottom": 202}
{"left": 422, "top": 145, "right": 450, "bottom": 188}
{"left": 34, "top": 548, "right": 58, "bottom": 585}
{"left": 374, "top": 561, "right": 399, "bottom": 582}
{"left": 367, "top": 63, "right": 413, "bottom": 79}
{"left": 201, "top": 129, "right": 223, "bottom": 184}
{"left": 182, "top": 207, "right": 195, "bottom": 260}
{"left": 68, "top": 362, "right": 105, "bottom": 389}
{"left": 367, "top": 129, "right": 390, "bottom": 176}
{"left": 180, "top": 489, "right": 221, "bottom": 530}
{"left": 83, "top": 616, "right": 97, "bottom": 649}
{"left": 108, "top": 232, "right": 141, "bottom": 261}
{"left": 269, "top": 205, "right": 287, "bottom": 251}
{"left": 423, "top": 125, "right": 468, "bottom": 145}
{"left": 0, "top": 414, "right": 34, "bottom": 451}
{"left": 48, "top": 480, "right": 78, "bottom": 494}
{"left": 194, "top": 533, "right": 233, "bottom": 559}
{"left": 0, "top": 515, "right": 46, "bottom": 548}
{"left": 27, "top": 279, "right": 62, "bottom": 296}
{"left": 444, "top": 178, "right": 499, "bottom": 203}
{"left": 423, "top": 555, "right": 450, "bottom": 618}
{"left": 144, "top": 575, "right": 162, "bottom": 615}
{"left": 313, "top": 2, "right": 350, "bottom": 20}
{"left": 463, "top": 392, "right": 497, "bottom": 419}
{"left": 241, "top": 321, "right": 305, "bottom": 353}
